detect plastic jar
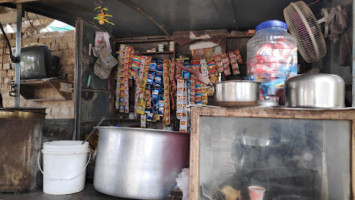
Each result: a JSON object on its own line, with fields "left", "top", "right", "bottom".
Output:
{"left": 247, "top": 20, "right": 298, "bottom": 106}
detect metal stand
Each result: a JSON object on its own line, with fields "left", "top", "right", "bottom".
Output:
{"left": 73, "top": 19, "right": 83, "bottom": 140}
{"left": 14, "top": 4, "right": 22, "bottom": 108}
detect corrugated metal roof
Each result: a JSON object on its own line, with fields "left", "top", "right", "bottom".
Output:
{"left": 1, "top": 0, "right": 324, "bottom": 38}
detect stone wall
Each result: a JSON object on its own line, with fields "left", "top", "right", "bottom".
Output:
{"left": 0, "top": 30, "right": 75, "bottom": 119}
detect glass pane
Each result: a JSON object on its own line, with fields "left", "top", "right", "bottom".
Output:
{"left": 199, "top": 117, "right": 350, "bottom": 200}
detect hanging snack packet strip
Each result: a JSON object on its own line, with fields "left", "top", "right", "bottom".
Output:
{"left": 186, "top": 79, "right": 191, "bottom": 106}
{"left": 206, "top": 58, "right": 217, "bottom": 83}
{"left": 115, "top": 49, "right": 124, "bottom": 110}
{"left": 195, "top": 83, "right": 202, "bottom": 105}
{"left": 235, "top": 49, "right": 243, "bottom": 64}
{"left": 169, "top": 59, "right": 176, "bottom": 111}
{"left": 119, "top": 46, "right": 127, "bottom": 113}
{"left": 131, "top": 55, "right": 142, "bottom": 79}
{"left": 145, "top": 62, "right": 156, "bottom": 116}
{"left": 231, "top": 62, "right": 240, "bottom": 75}
{"left": 123, "top": 46, "right": 134, "bottom": 113}
{"left": 118, "top": 44, "right": 126, "bottom": 65}
{"left": 200, "top": 58, "right": 209, "bottom": 79}
{"left": 190, "top": 60, "right": 201, "bottom": 104}
{"left": 193, "top": 61, "right": 202, "bottom": 105}
{"left": 134, "top": 56, "right": 147, "bottom": 118}
{"left": 118, "top": 67, "right": 125, "bottom": 113}
{"left": 214, "top": 55, "right": 224, "bottom": 73}
{"left": 115, "top": 45, "right": 126, "bottom": 110}
{"left": 136, "top": 57, "right": 151, "bottom": 115}
{"left": 190, "top": 78, "right": 196, "bottom": 104}
{"left": 228, "top": 51, "right": 240, "bottom": 75}
{"left": 179, "top": 80, "right": 188, "bottom": 133}
{"left": 182, "top": 59, "right": 191, "bottom": 80}
{"left": 228, "top": 51, "right": 238, "bottom": 63}
{"left": 176, "top": 79, "right": 185, "bottom": 119}
{"left": 221, "top": 53, "right": 231, "bottom": 76}
{"left": 119, "top": 46, "right": 129, "bottom": 112}
{"left": 163, "top": 60, "right": 171, "bottom": 125}
{"left": 191, "top": 59, "right": 200, "bottom": 72}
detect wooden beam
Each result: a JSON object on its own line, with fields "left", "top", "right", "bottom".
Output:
{"left": 0, "top": 8, "right": 49, "bottom": 24}
{"left": 0, "top": 0, "right": 39, "bottom": 3}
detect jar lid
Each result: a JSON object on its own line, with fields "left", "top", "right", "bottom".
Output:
{"left": 256, "top": 20, "right": 288, "bottom": 31}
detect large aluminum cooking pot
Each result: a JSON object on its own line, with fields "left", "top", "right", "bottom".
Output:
{"left": 94, "top": 127, "right": 190, "bottom": 199}
{"left": 285, "top": 73, "right": 345, "bottom": 108}
{"left": 214, "top": 80, "right": 260, "bottom": 107}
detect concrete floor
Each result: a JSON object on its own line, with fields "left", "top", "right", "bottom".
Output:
{"left": 0, "top": 184, "right": 129, "bottom": 200}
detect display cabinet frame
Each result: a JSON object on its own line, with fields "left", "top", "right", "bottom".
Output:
{"left": 189, "top": 106, "right": 355, "bottom": 199}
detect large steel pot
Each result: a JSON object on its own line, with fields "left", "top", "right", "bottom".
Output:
{"left": 285, "top": 73, "right": 345, "bottom": 108}
{"left": 214, "top": 80, "right": 260, "bottom": 107}
{"left": 94, "top": 127, "right": 190, "bottom": 199}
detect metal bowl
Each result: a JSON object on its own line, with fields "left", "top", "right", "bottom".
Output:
{"left": 214, "top": 80, "right": 260, "bottom": 107}
{"left": 94, "top": 127, "right": 190, "bottom": 199}
{"left": 285, "top": 73, "right": 345, "bottom": 108}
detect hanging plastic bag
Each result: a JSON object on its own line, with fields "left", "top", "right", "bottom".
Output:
{"left": 95, "top": 31, "right": 111, "bottom": 51}
{"left": 176, "top": 168, "right": 189, "bottom": 200}
{"left": 92, "top": 39, "right": 118, "bottom": 79}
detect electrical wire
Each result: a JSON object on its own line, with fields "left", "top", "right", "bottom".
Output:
{"left": 308, "top": 0, "right": 320, "bottom": 6}
{"left": 0, "top": 40, "right": 5, "bottom": 96}
{"left": 0, "top": 22, "right": 19, "bottom": 63}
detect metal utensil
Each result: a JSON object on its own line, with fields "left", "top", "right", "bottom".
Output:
{"left": 285, "top": 73, "right": 345, "bottom": 108}
{"left": 82, "top": 116, "right": 105, "bottom": 144}
{"left": 176, "top": 62, "right": 260, "bottom": 107}
{"left": 214, "top": 80, "right": 260, "bottom": 107}
{"left": 94, "top": 127, "right": 190, "bottom": 199}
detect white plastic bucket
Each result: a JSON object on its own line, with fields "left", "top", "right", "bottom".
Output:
{"left": 38, "top": 140, "right": 90, "bottom": 195}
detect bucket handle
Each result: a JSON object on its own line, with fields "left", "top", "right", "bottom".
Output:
{"left": 37, "top": 150, "right": 92, "bottom": 180}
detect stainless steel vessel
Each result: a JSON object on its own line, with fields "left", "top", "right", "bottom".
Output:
{"left": 214, "top": 80, "right": 260, "bottom": 106}
{"left": 94, "top": 127, "right": 190, "bottom": 199}
{"left": 285, "top": 73, "right": 345, "bottom": 108}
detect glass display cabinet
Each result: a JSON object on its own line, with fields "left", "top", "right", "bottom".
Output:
{"left": 189, "top": 106, "right": 355, "bottom": 200}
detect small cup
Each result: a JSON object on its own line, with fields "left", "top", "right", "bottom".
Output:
{"left": 248, "top": 186, "right": 265, "bottom": 200}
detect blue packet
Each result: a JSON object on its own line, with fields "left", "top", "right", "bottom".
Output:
{"left": 149, "top": 63, "right": 157, "bottom": 71}
{"left": 147, "top": 113, "right": 153, "bottom": 121}
{"left": 147, "top": 77, "right": 154, "bottom": 85}
{"left": 152, "top": 89, "right": 159, "bottom": 100}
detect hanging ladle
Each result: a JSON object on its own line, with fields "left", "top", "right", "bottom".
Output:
{"left": 82, "top": 116, "right": 106, "bottom": 144}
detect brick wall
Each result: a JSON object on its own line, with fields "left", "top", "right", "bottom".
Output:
{"left": 0, "top": 30, "right": 75, "bottom": 119}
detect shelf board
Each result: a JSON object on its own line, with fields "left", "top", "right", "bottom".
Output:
{"left": 117, "top": 118, "right": 140, "bottom": 122}
{"left": 20, "top": 78, "right": 73, "bottom": 101}
{"left": 20, "top": 77, "right": 58, "bottom": 85}
{"left": 139, "top": 51, "right": 174, "bottom": 55}
{"left": 30, "top": 98, "right": 70, "bottom": 102}
{"left": 226, "top": 35, "right": 253, "bottom": 39}
{"left": 114, "top": 36, "right": 173, "bottom": 43}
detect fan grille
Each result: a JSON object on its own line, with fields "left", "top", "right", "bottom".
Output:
{"left": 284, "top": 1, "right": 326, "bottom": 63}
